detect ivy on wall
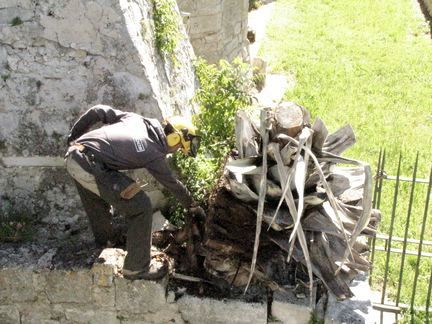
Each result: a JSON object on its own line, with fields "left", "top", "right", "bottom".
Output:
{"left": 152, "top": 0, "right": 183, "bottom": 65}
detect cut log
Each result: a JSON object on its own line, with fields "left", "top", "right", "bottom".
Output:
{"left": 271, "top": 102, "right": 308, "bottom": 138}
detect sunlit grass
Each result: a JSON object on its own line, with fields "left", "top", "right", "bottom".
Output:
{"left": 261, "top": 0, "right": 432, "bottom": 318}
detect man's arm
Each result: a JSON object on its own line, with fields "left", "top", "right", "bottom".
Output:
{"left": 67, "top": 105, "right": 128, "bottom": 144}
{"left": 146, "top": 159, "right": 194, "bottom": 208}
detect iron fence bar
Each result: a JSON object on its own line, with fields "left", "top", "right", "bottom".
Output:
{"left": 372, "top": 303, "right": 401, "bottom": 314}
{"left": 374, "top": 233, "right": 432, "bottom": 246}
{"left": 427, "top": 268, "right": 432, "bottom": 324}
{"left": 375, "top": 174, "right": 429, "bottom": 184}
{"left": 376, "top": 149, "right": 386, "bottom": 210}
{"left": 373, "top": 246, "right": 432, "bottom": 258}
{"left": 396, "top": 153, "right": 419, "bottom": 309}
{"left": 374, "top": 246, "right": 432, "bottom": 257}
{"left": 373, "top": 148, "right": 383, "bottom": 209}
{"left": 370, "top": 149, "right": 385, "bottom": 284}
{"left": 380, "top": 153, "right": 402, "bottom": 324}
{"left": 409, "top": 165, "right": 432, "bottom": 321}
{"left": 373, "top": 301, "right": 432, "bottom": 313}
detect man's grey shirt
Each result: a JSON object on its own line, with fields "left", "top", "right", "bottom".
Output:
{"left": 68, "top": 105, "right": 193, "bottom": 207}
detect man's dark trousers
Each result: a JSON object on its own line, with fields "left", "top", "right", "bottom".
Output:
{"left": 68, "top": 149, "right": 153, "bottom": 272}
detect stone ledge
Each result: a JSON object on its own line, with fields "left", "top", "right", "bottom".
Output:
{"left": 0, "top": 248, "right": 273, "bottom": 323}
{"left": 1, "top": 248, "right": 379, "bottom": 323}
{"left": 177, "top": 294, "right": 268, "bottom": 324}
{"left": 271, "top": 290, "right": 312, "bottom": 324}
{"left": 325, "top": 273, "right": 386, "bottom": 324}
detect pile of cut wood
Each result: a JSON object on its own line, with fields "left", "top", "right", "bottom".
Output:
{"left": 200, "top": 102, "right": 380, "bottom": 301}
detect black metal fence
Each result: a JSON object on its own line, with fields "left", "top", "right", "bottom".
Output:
{"left": 369, "top": 150, "right": 432, "bottom": 323}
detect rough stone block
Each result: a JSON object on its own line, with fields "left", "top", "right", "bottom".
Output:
{"left": 0, "top": 0, "right": 33, "bottom": 9}
{"left": 45, "top": 270, "right": 93, "bottom": 304}
{"left": 32, "top": 269, "right": 50, "bottom": 294}
{"left": 177, "top": 0, "right": 196, "bottom": 13}
{"left": 91, "top": 271, "right": 114, "bottom": 295}
{"left": 177, "top": 295, "right": 267, "bottom": 324}
{"left": 271, "top": 290, "right": 312, "bottom": 324}
{"left": 92, "top": 248, "right": 125, "bottom": 287}
{"left": 115, "top": 276, "right": 168, "bottom": 313}
{"left": 0, "top": 305, "right": 20, "bottom": 324}
{"left": 196, "top": 0, "right": 222, "bottom": 16}
{"left": 117, "top": 303, "right": 183, "bottom": 324}
{"left": 63, "top": 306, "right": 118, "bottom": 324}
{"left": 92, "top": 286, "right": 116, "bottom": 308}
{"left": 17, "top": 302, "right": 65, "bottom": 323}
{"left": 0, "top": 7, "right": 34, "bottom": 24}
{"left": 189, "top": 14, "right": 222, "bottom": 35}
{"left": 0, "top": 268, "right": 38, "bottom": 304}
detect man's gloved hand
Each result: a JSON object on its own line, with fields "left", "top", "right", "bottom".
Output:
{"left": 67, "top": 132, "right": 75, "bottom": 147}
{"left": 188, "top": 203, "right": 206, "bottom": 221}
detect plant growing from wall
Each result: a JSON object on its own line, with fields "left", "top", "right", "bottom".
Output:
{"left": 11, "top": 16, "right": 23, "bottom": 26}
{"left": 152, "top": 0, "right": 183, "bottom": 65}
{"left": 166, "top": 58, "right": 254, "bottom": 224}
{"left": 0, "top": 199, "right": 33, "bottom": 242}
{"left": 249, "top": 0, "right": 263, "bottom": 11}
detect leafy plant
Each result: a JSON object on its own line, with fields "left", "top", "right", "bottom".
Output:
{"left": 167, "top": 154, "right": 222, "bottom": 225}
{"left": 11, "top": 16, "right": 23, "bottom": 26}
{"left": 0, "top": 211, "right": 33, "bottom": 243}
{"left": 252, "top": 71, "right": 266, "bottom": 91}
{"left": 0, "top": 196, "right": 34, "bottom": 242}
{"left": 166, "top": 58, "right": 254, "bottom": 224}
{"left": 249, "top": 0, "right": 263, "bottom": 11}
{"left": 152, "top": 0, "right": 183, "bottom": 64}
{"left": 194, "top": 57, "right": 254, "bottom": 159}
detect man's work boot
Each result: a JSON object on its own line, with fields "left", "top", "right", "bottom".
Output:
{"left": 123, "top": 257, "right": 168, "bottom": 281}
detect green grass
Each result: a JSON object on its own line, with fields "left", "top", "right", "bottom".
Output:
{"left": 261, "top": 0, "right": 432, "bottom": 319}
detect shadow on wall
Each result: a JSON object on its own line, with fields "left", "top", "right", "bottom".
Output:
{"left": 417, "top": 0, "right": 432, "bottom": 37}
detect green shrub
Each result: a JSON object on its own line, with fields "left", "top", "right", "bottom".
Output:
{"left": 166, "top": 58, "right": 254, "bottom": 224}
{"left": 167, "top": 154, "right": 221, "bottom": 225}
{"left": 194, "top": 57, "right": 253, "bottom": 159}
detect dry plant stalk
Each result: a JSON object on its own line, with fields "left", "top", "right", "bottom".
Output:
{"left": 203, "top": 102, "right": 380, "bottom": 301}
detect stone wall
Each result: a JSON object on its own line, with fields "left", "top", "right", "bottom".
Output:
{"left": 424, "top": 0, "right": 432, "bottom": 15}
{"left": 177, "top": 0, "right": 250, "bottom": 63}
{"left": 0, "top": 248, "right": 270, "bottom": 324}
{"left": 0, "top": 0, "right": 196, "bottom": 238}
